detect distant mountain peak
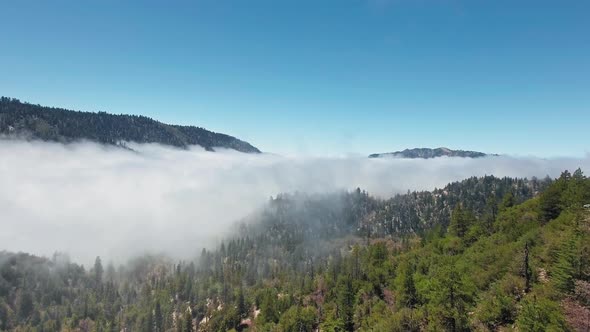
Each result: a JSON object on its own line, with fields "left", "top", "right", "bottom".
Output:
{"left": 369, "top": 147, "right": 494, "bottom": 159}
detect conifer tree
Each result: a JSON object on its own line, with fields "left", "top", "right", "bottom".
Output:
{"left": 154, "top": 301, "right": 163, "bottom": 332}
{"left": 94, "top": 256, "right": 104, "bottom": 285}
{"left": 337, "top": 274, "right": 355, "bottom": 332}
{"left": 553, "top": 234, "right": 579, "bottom": 293}
{"left": 522, "top": 242, "right": 532, "bottom": 293}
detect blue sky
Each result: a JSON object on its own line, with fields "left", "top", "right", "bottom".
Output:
{"left": 1, "top": 0, "right": 589, "bottom": 157}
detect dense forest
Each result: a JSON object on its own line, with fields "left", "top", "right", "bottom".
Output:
{"left": 1, "top": 171, "right": 589, "bottom": 331}
{"left": 0, "top": 97, "right": 260, "bottom": 153}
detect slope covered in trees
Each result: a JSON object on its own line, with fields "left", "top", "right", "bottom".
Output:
{"left": 1, "top": 171, "right": 589, "bottom": 331}
{"left": 0, "top": 97, "right": 260, "bottom": 153}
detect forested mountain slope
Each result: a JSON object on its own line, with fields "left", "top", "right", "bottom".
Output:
{"left": 238, "top": 175, "right": 549, "bottom": 244}
{"left": 1, "top": 171, "right": 589, "bottom": 331}
{"left": 0, "top": 97, "right": 260, "bottom": 153}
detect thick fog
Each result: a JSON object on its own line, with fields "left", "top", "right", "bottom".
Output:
{"left": 0, "top": 140, "right": 588, "bottom": 264}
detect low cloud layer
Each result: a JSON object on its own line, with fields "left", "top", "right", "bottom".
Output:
{"left": 1, "top": 140, "right": 588, "bottom": 264}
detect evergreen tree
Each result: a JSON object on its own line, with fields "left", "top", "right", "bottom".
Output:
{"left": 522, "top": 242, "right": 532, "bottom": 293}
{"left": 18, "top": 291, "right": 34, "bottom": 320}
{"left": 429, "top": 263, "right": 473, "bottom": 332}
{"left": 553, "top": 234, "right": 579, "bottom": 293}
{"left": 144, "top": 309, "right": 154, "bottom": 332}
{"left": 337, "top": 275, "right": 355, "bottom": 332}
{"left": 448, "top": 205, "right": 473, "bottom": 238}
{"left": 237, "top": 287, "right": 247, "bottom": 319}
{"left": 539, "top": 184, "right": 564, "bottom": 222}
{"left": 394, "top": 260, "right": 417, "bottom": 308}
{"left": 94, "top": 256, "right": 104, "bottom": 285}
{"left": 499, "top": 191, "right": 515, "bottom": 211}
{"left": 183, "top": 310, "right": 192, "bottom": 332}
{"left": 154, "top": 301, "right": 163, "bottom": 332}
{"left": 484, "top": 193, "right": 498, "bottom": 232}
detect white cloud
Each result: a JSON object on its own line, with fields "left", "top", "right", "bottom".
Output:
{"left": 0, "top": 140, "right": 588, "bottom": 264}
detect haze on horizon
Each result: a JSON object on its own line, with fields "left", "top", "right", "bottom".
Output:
{"left": 0, "top": 139, "right": 588, "bottom": 264}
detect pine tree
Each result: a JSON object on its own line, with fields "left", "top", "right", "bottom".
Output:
{"left": 108, "top": 319, "right": 117, "bottom": 332}
{"left": 337, "top": 275, "right": 355, "bottom": 332}
{"left": 499, "top": 191, "right": 515, "bottom": 211}
{"left": 154, "top": 301, "right": 163, "bottom": 332}
{"left": 429, "top": 262, "right": 473, "bottom": 332}
{"left": 94, "top": 256, "right": 104, "bottom": 285}
{"left": 144, "top": 309, "right": 154, "bottom": 332}
{"left": 237, "top": 287, "right": 247, "bottom": 319}
{"left": 394, "top": 260, "right": 417, "bottom": 308}
{"left": 183, "top": 310, "right": 192, "bottom": 332}
{"left": 553, "top": 234, "right": 579, "bottom": 293}
{"left": 18, "top": 291, "right": 34, "bottom": 320}
{"left": 448, "top": 205, "right": 473, "bottom": 238}
{"left": 484, "top": 193, "right": 498, "bottom": 232}
{"left": 539, "top": 184, "right": 564, "bottom": 222}
{"left": 522, "top": 242, "right": 532, "bottom": 293}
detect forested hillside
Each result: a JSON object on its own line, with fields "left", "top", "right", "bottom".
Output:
{"left": 0, "top": 97, "right": 260, "bottom": 153}
{"left": 1, "top": 171, "right": 589, "bottom": 331}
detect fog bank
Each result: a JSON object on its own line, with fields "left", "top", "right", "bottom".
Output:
{"left": 0, "top": 140, "right": 588, "bottom": 264}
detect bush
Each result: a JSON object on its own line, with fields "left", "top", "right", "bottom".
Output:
{"left": 516, "top": 297, "right": 568, "bottom": 331}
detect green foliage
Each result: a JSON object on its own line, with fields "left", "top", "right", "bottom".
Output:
{"left": 448, "top": 205, "right": 473, "bottom": 238}
{"left": 424, "top": 260, "right": 475, "bottom": 331}
{"left": 154, "top": 301, "right": 163, "bottom": 332}
{"left": 540, "top": 180, "right": 567, "bottom": 222}
{"left": 336, "top": 275, "right": 355, "bottom": 332}
{"left": 473, "top": 274, "right": 524, "bottom": 329}
{"left": 552, "top": 232, "right": 580, "bottom": 294}
{"left": 393, "top": 259, "right": 418, "bottom": 308}
{"left": 237, "top": 287, "right": 247, "bottom": 319}
{"left": 539, "top": 169, "right": 590, "bottom": 222}
{"left": 182, "top": 310, "right": 193, "bottom": 332}
{"left": 389, "top": 308, "right": 424, "bottom": 332}
{"left": 516, "top": 297, "right": 568, "bottom": 331}
{"left": 256, "top": 288, "right": 280, "bottom": 325}
{"left": 499, "top": 190, "right": 516, "bottom": 211}
{"left": 319, "top": 305, "right": 345, "bottom": 332}
{"left": 279, "top": 305, "right": 317, "bottom": 332}
{"left": 209, "top": 305, "right": 240, "bottom": 332}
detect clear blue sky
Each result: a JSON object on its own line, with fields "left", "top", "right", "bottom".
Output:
{"left": 1, "top": 0, "right": 589, "bottom": 157}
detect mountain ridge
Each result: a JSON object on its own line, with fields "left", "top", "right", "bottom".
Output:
{"left": 0, "top": 97, "right": 261, "bottom": 153}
